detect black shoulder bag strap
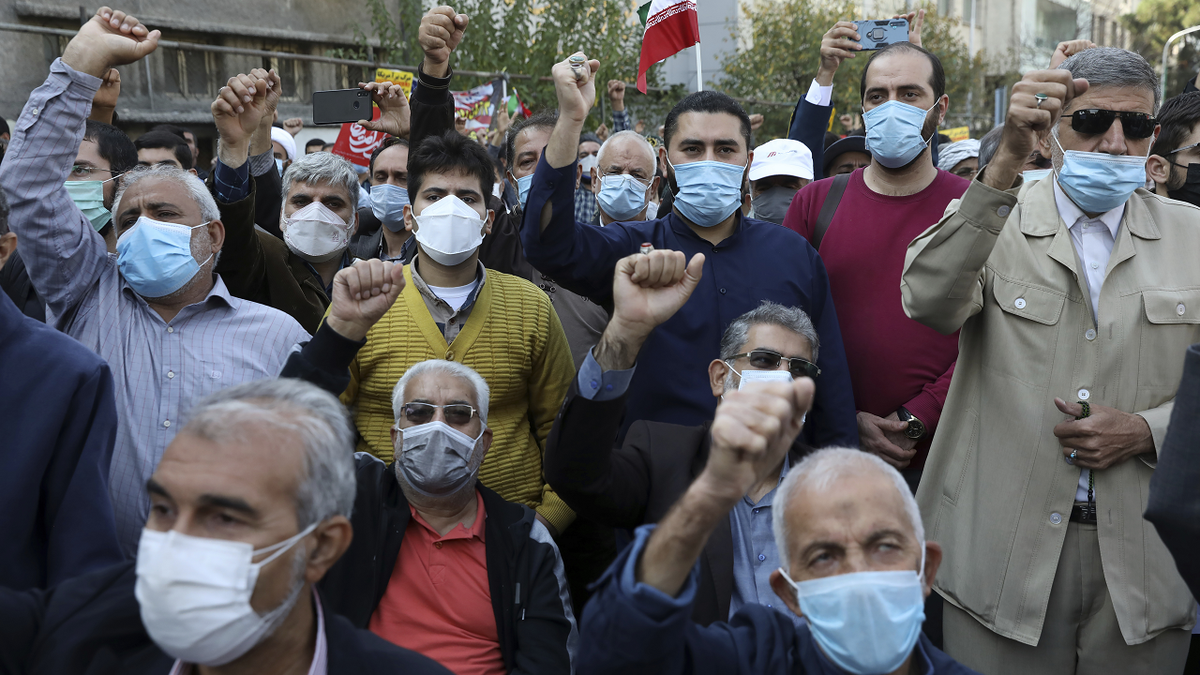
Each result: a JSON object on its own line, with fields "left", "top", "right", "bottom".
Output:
{"left": 812, "top": 172, "right": 852, "bottom": 251}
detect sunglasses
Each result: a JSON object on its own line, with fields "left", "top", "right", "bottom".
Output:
{"left": 726, "top": 349, "right": 821, "bottom": 380}
{"left": 400, "top": 402, "right": 478, "bottom": 426}
{"left": 1064, "top": 109, "right": 1157, "bottom": 139}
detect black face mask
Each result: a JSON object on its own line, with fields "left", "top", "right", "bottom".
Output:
{"left": 1167, "top": 162, "right": 1200, "bottom": 207}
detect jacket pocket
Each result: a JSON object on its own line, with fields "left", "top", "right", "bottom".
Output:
{"left": 1138, "top": 290, "right": 1200, "bottom": 388}
{"left": 984, "top": 277, "right": 1067, "bottom": 386}
{"left": 941, "top": 408, "right": 979, "bottom": 506}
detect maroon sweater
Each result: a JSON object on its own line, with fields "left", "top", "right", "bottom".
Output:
{"left": 781, "top": 168, "right": 969, "bottom": 470}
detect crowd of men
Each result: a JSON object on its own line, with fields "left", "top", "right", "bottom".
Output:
{"left": 2, "top": 5, "right": 1200, "bottom": 675}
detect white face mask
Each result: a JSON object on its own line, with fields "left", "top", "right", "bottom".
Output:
{"left": 135, "top": 524, "right": 316, "bottom": 666}
{"left": 282, "top": 201, "right": 353, "bottom": 264}
{"left": 413, "top": 195, "right": 488, "bottom": 267}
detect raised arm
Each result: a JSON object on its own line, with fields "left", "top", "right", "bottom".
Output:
{"left": 87, "top": 68, "right": 120, "bottom": 124}
{"left": 0, "top": 8, "right": 159, "bottom": 319}
{"left": 544, "top": 251, "right": 704, "bottom": 525}
{"left": 902, "top": 69, "right": 1087, "bottom": 334}
{"left": 392, "top": 6, "right": 466, "bottom": 155}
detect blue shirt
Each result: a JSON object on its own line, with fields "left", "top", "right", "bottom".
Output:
{"left": 575, "top": 524, "right": 977, "bottom": 675}
{"left": 728, "top": 456, "right": 795, "bottom": 622}
{"left": 521, "top": 154, "right": 858, "bottom": 448}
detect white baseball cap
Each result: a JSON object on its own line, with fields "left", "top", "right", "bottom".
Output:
{"left": 749, "top": 139, "right": 813, "bottom": 181}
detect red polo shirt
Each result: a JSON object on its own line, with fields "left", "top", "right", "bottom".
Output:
{"left": 368, "top": 491, "right": 504, "bottom": 675}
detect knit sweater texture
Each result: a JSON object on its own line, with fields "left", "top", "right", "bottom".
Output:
{"left": 343, "top": 264, "right": 577, "bottom": 532}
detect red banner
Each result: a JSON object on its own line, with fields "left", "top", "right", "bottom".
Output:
{"left": 330, "top": 106, "right": 386, "bottom": 169}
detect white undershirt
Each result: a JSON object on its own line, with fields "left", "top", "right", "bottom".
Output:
{"left": 1053, "top": 178, "right": 1125, "bottom": 503}
{"left": 427, "top": 279, "right": 478, "bottom": 312}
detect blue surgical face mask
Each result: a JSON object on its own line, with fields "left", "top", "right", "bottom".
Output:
{"left": 370, "top": 183, "right": 411, "bottom": 233}
{"left": 66, "top": 177, "right": 117, "bottom": 231}
{"left": 596, "top": 173, "right": 650, "bottom": 222}
{"left": 1022, "top": 168, "right": 1052, "bottom": 183}
{"left": 515, "top": 173, "right": 534, "bottom": 211}
{"left": 117, "top": 216, "right": 212, "bottom": 299}
{"left": 780, "top": 549, "right": 926, "bottom": 675}
{"left": 669, "top": 158, "right": 746, "bottom": 228}
{"left": 275, "top": 158, "right": 284, "bottom": 176}
{"left": 1052, "top": 130, "right": 1151, "bottom": 214}
{"left": 864, "top": 100, "right": 938, "bottom": 169}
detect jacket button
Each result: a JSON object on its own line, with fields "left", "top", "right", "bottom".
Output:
{"left": 1014, "top": 298, "right": 1027, "bottom": 309}
{"left": 997, "top": 205, "right": 1011, "bottom": 217}
{"left": 1178, "top": 303, "right": 1186, "bottom": 316}
{"left": 720, "top": 288, "right": 727, "bottom": 295}
{"left": 1050, "top": 512, "right": 1062, "bottom": 525}
{"left": 445, "top": 351, "right": 454, "bottom": 361}
{"left": 1085, "top": 328, "right": 1096, "bottom": 341}
{"left": 1077, "top": 388, "right": 1090, "bottom": 400}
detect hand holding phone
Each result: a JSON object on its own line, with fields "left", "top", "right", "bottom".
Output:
{"left": 312, "top": 88, "right": 373, "bottom": 126}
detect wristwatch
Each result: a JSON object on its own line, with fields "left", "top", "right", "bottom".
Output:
{"left": 897, "top": 407, "right": 926, "bottom": 440}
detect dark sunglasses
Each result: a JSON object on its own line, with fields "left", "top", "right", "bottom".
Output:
{"left": 726, "top": 349, "right": 821, "bottom": 380}
{"left": 401, "top": 402, "right": 478, "bottom": 426}
{"left": 1064, "top": 109, "right": 1156, "bottom": 139}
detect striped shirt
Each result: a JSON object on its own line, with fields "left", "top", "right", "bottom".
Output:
{"left": 0, "top": 59, "right": 309, "bottom": 555}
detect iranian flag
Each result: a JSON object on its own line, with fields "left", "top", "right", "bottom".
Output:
{"left": 636, "top": 0, "right": 700, "bottom": 93}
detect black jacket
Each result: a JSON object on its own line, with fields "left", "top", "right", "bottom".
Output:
{"left": 0, "top": 249, "right": 45, "bottom": 321}
{"left": 319, "top": 454, "right": 577, "bottom": 675}
{"left": 0, "top": 561, "right": 452, "bottom": 675}
{"left": 544, "top": 379, "right": 809, "bottom": 626}
{"left": 1145, "top": 343, "right": 1200, "bottom": 599}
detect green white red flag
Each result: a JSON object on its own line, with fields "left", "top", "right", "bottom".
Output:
{"left": 636, "top": 0, "right": 700, "bottom": 93}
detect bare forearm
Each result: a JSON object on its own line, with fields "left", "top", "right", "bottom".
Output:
{"left": 422, "top": 58, "right": 449, "bottom": 80}
{"left": 218, "top": 137, "right": 251, "bottom": 170}
{"left": 249, "top": 118, "right": 273, "bottom": 158}
{"left": 982, "top": 146, "right": 1024, "bottom": 191}
{"left": 594, "top": 326, "right": 648, "bottom": 371}
{"left": 88, "top": 106, "right": 114, "bottom": 124}
{"left": 636, "top": 477, "right": 736, "bottom": 597}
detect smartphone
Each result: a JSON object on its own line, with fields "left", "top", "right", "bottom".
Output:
{"left": 853, "top": 18, "right": 909, "bottom": 50}
{"left": 312, "top": 88, "right": 372, "bottom": 125}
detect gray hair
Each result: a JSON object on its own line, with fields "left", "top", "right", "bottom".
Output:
{"left": 772, "top": 447, "right": 924, "bottom": 573}
{"left": 111, "top": 163, "right": 220, "bottom": 225}
{"left": 282, "top": 151, "right": 361, "bottom": 212}
{"left": 720, "top": 301, "right": 820, "bottom": 362}
{"left": 1057, "top": 47, "right": 1160, "bottom": 114}
{"left": 182, "top": 378, "right": 357, "bottom": 529}
{"left": 597, "top": 130, "right": 657, "bottom": 173}
{"left": 392, "top": 360, "right": 491, "bottom": 425}
{"left": 978, "top": 124, "right": 1003, "bottom": 167}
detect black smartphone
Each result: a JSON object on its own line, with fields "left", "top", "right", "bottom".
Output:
{"left": 312, "top": 88, "right": 372, "bottom": 125}
{"left": 853, "top": 19, "right": 909, "bottom": 50}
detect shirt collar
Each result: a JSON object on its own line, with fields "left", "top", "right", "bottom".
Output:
{"left": 1052, "top": 176, "right": 1123, "bottom": 238}
{"left": 408, "top": 488, "right": 487, "bottom": 543}
{"left": 301, "top": 251, "right": 352, "bottom": 295}
{"left": 410, "top": 259, "right": 488, "bottom": 303}
{"left": 121, "top": 273, "right": 237, "bottom": 316}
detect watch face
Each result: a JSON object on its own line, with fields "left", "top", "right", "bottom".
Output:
{"left": 905, "top": 420, "right": 925, "bottom": 439}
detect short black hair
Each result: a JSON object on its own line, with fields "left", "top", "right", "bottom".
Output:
{"left": 369, "top": 136, "right": 409, "bottom": 175}
{"left": 662, "top": 90, "right": 752, "bottom": 152}
{"left": 580, "top": 132, "right": 602, "bottom": 147}
{"left": 305, "top": 137, "right": 327, "bottom": 150}
{"left": 135, "top": 130, "right": 194, "bottom": 170}
{"left": 0, "top": 117, "right": 9, "bottom": 137}
{"left": 150, "top": 124, "right": 193, "bottom": 143}
{"left": 506, "top": 109, "right": 559, "bottom": 169}
{"left": 823, "top": 131, "right": 840, "bottom": 150}
{"left": 408, "top": 131, "right": 495, "bottom": 204}
{"left": 859, "top": 41, "right": 946, "bottom": 103}
{"left": 83, "top": 120, "right": 138, "bottom": 176}
{"left": 1151, "top": 91, "right": 1200, "bottom": 159}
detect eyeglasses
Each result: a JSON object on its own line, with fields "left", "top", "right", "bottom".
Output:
{"left": 725, "top": 349, "right": 820, "bottom": 380}
{"left": 399, "top": 402, "right": 478, "bottom": 426}
{"left": 1168, "top": 141, "right": 1200, "bottom": 157}
{"left": 69, "top": 165, "right": 119, "bottom": 179}
{"left": 1063, "top": 109, "right": 1157, "bottom": 139}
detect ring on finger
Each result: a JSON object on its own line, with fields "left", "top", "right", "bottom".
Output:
{"left": 1066, "top": 449, "right": 1077, "bottom": 465}
{"left": 1035, "top": 93, "right": 1049, "bottom": 108}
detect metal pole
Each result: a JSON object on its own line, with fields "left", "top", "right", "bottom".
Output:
{"left": 967, "top": 0, "right": 976, "bottom": 133}
{"left": 695, "top": 42, "right": 703, "bottom": 92}
{"left": 1160, "top": 25, "right": 1200, "bottom": 107}
{"left": 144, "top": 53, "right": 155, "bottom": 111}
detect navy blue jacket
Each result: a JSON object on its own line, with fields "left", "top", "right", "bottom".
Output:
{"left": 1145, "top": 343, "right": 1200, "bottom": 600}
{"left": 0, "top": 291, "right": 122, "bottom": 590}
{"left": 788, "top": 98, "right": 832, "bottom": 180}
{"left": 519, "top": 154, "right": 858, "bottom": 448}
{"left": 578, "top": 526, "right": 979, "bottom": 675}
{"left": 0, "top": 562, "right": 454, "bottom": 674}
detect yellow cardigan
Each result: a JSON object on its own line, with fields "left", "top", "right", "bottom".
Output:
{"left": 342, "top": 264, "right": 577, "bottom": 533}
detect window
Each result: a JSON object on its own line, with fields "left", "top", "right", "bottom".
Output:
{"left": 163, "top": 48, "right": 216, "bottom": 99}
{"left": 1036, "top": 0, "right": 1079, "bottom": 49}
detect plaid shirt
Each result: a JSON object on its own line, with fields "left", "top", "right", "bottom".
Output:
{"left": 0, "top": 59, "right": 310, "bottom": 554}
{"left": 574, "top": 186, "right": 598, "bottom": 225}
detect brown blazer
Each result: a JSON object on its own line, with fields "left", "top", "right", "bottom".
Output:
{"left": 544, "top": 378, "right": 806, "bottom": 626}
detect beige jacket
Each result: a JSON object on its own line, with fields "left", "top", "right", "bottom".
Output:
{"left": 901, "top": 177, "right": 1199, "bottom": 646}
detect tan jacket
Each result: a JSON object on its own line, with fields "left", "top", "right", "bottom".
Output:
{"left": 901, "top": 177, "right": 1199, "bottom": 646}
